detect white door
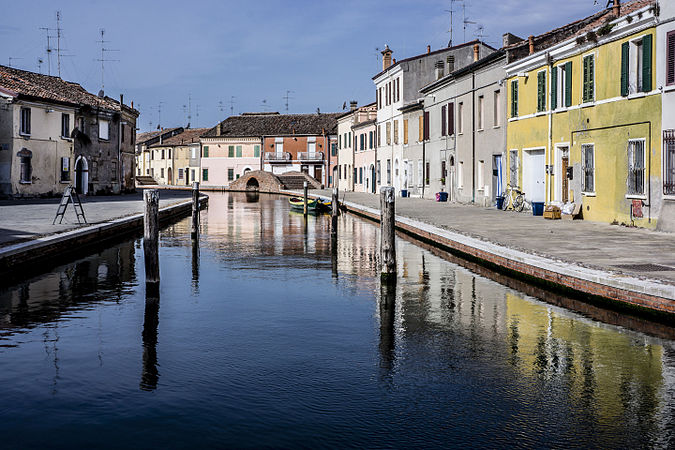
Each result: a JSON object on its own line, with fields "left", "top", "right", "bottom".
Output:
{"left": 523, "top": 149, "right": 545, "bottom": 202}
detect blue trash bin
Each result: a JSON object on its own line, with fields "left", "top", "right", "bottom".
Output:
{"left": 436, "top": 192, "right": 448, "bottom": 202}
{"left": 496, "top": 196, "right": 505, "bottom": 209}
{"left": 400, "top": 189, "right": 408, "bottom": 198}
{"left": 532, "top": 202, "right": 544, "bottom": 216}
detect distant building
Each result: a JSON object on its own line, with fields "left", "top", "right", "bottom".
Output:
{"left": 135, "top": 127, "right": 184, "bottom": 181}
{"left": 147, "top": 128, "right": 208, "bottom": 186}
{"left": 0, "top": 65, "right": 139, "bottom": 197}
{"left": 336, "top": 101, "right": 377, "bottom": 192}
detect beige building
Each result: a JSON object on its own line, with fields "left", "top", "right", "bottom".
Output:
{"left": 135, "top": 127, "right": 184, "bottom": 180}
{"left": 336, "top": 101, "right": 377, "bottom": 192}
{"left": 147, "top": 128, "right": 208, "bottom": 186}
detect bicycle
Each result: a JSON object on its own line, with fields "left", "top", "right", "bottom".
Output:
{"left": 501, "top": 184, "right": 525, "bottom": 212}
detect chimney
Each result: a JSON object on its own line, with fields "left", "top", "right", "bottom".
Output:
{"left": 447, "top": 55, "right": 455, "bottom": 73}
{"left": 131, "top": 100, "right": 134, "bottom": 109}
{"left": 473, "top": 43, "right": 480, "bottom": 62}
{"left": 392, "top": 58, "right": 396, "bottom": 64}
{"left": 613, "top": 0, "right": 620, "bottom": 17}
{"left": 502, "top": 32, "right": 525, "bottom": 48}
{"left": 435, "top": 60, "right": 445, "bottom": 80}
{"left": 427, "top": 45, "right": 431, "bottom": 54}
{"left": 119, "top": 94, "right": 124, "bottom": 106}
{"left": 381, "top": 45, "right": 393, "bottom": 71}
{"left": 349, "top": 100, "right": 358, "bottom": 112}
{"left": 216, "top": 122, "right": 222, "bottom": 135}
{"left": 528, "top": 35, "right": 535, "bottom": 55}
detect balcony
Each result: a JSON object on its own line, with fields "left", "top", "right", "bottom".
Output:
{"left": 297, "top": 151, "right": 324, "bottom": 162}
{"left": 264, "top": 152, "right": 291, "bottom": 162}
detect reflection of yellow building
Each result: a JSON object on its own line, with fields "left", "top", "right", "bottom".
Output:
{"left": 505, "top": 2, "right": 661, "bottom": 227}
{"left": 506, "top": 292, "right": 663, "bottom": 425}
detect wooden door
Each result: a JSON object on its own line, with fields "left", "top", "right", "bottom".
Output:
{"left": 561, "top": 156, "right": 569, "bottom": 203}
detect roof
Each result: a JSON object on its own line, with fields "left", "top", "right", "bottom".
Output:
{"left": 420, "top": 50, "right": 506, "bottom": 93}
{"left": 149, "top": 128, "right": 209, "bottom": 148}
{"left": 203, "top": 113, "right": 341, "bottom": 138}
{"left": 505, "top": 0, "right": 654, "bottom": 63}
{"left": 137, "top": 127, "right": 184, "bottom": 145}
{"left": 0, "top": 65, "right": 138, "bottom": 115}
{"left": 372, "top": 40, "right": 495, "bottom": 80}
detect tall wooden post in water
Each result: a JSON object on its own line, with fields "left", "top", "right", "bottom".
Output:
{"left": 303, "top": 181, "right": 308, "bottom": 216}
{"left": 380, "top": 187, "right": 396, "bottom": 283}
{"left": 191, "top": 182, "right": 200, "bottom": 239}
{"left": 331, "top": 188, "right": 339, "bottom": 236}
{"left": 143, "top": 189, "right": 160, "bottom": 295}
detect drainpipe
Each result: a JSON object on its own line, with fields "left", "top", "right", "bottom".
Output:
{"left": 548, "top": 55, "right": 553, "bottom": 204}
{"left": 471, "top": 71, "right": 476, "bottom": 203}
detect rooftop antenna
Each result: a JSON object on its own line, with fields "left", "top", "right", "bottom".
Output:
{"left": 96, "top": 29, "right": 119, "bottom": 92}
{"left": 260, "top": 99, "right": 268, "bottom": 112}
{"left": 195, "top": 104, "right": 200, "bottom": 127}
{"left": 229, "top": 96, "right": 236, "bottom": 116}
{"left": 37, "top": 57, "right": 44, "bottom": 73}
{"left": 152, "top": 102, "right": 165, "bottom": 129}
{"left": 56, "top": 11, "right": 62, "bottom": 77}
{"left": 187, "top": 94, "right": 192, "bottom": 125}
{"left": 283, "top": 90, "right": 294, "bottom": 113}
{"left": 463, "top": 14, "right": 476, "bottom": 43}
{"left": 39, "top": 26, "right": 54, "bottom": 75}
{"left": 445, "top": 0, "right": 461, "bottom": 47}
{"left": 475, "top": 24, "right": 486, "bottom": 41}
{"left": 8, "top": 57, "right": 23, "bottom": 68}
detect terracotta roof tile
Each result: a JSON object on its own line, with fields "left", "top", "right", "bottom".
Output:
{"left": 148, "top": 128, "right": 209, "bottom": 147}
{"left": 203, "top": 112, "right": 341, "bottom": 138}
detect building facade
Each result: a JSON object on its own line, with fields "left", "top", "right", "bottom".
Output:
{"left": 657, "top": 0, "right": 675, "bottom": 230}
{"left": 336, "top": 101, "right": 377, "bottom": 192}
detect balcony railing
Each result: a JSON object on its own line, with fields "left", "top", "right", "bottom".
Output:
{"left": 264, "top": 152, "right": 291, "bottom": 162}
{"left": 298, "top": 151, "right": 324, "bottom": 161}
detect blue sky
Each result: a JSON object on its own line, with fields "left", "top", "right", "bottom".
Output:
{"left": 1, "top": 0, "right": 606, "bottom": 131}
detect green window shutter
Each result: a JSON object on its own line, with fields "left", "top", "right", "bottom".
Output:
{"left": 203, "top": 169, "right": 208, "bottom": 181}
{"left": 537, "top": 72, "right": 543, "bottom": 111}
{"left": 204, "top": 146, "right": 209, "bottom": 157}
{"left": 254, "top": 145, "right": 260, "bottom": 157}
{"left": 551, "top": 67, "right": 558, "bottom": 110}
{"left": 642, "top": 34, "right": 653, "bottom": 92}
{"left": 588, "top": 56, "right": 594, "bottom": 101}
{"left": 511, "top": 80, "right": 518, "bottom": 117}
{"left": 582, "top": 56, "right": 588, "bottom": 102}
{"left": 565, "top": 62, "right": 572, "bottom": 107}
{"left": 236, "top": 145, "right": 242, "bottom": 157}
{"left": 228, "top": 145, "right": 234, "bottom": 157}
{"left": 621, "top": 42, "right": 629, "bottom": 96}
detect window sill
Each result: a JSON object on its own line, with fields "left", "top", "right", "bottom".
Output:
{"left": 477, "top": 128, "right": 484, "bottom": 132}
{"left": 625, "top": 194, "right": 647, "bottom": 200}
{"left": 61, "top": 136, "right": 73, "bottom": 141}
{"left": 580, "top": 101, "right": 595, "bottom": 108}
{"left": 493, "top": 125, "right": 501, "bottom": 129}
{"left": 19, "top": 181, "right": 32, "bottom": 184}
{"left": 535, "top": 111, "right": 546, "bottom": 116}
{"left": 582, "top": 191, "right": 596, "bottom": 197}
{"left": 60, "top": 180, "right": 71, "bottom": 184}
{"left": 19, "top": 133, "right": 31, "bottom": 139}
{"left": 664, "top": 84, "right": 675, "bottom": 93}
{"left": 627, "top": 92, "right": 647, "bottom": 100}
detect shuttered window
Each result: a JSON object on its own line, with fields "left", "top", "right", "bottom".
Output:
{"left": 642, "top": 34, "right": 652, "bottom": 92}
{"left": 423, "top": 111, "right": 430, "bottom": 140}
{"left": 448, "top": 102, "right": 454, "bottom": 135}
{"left": 550, "top": 67, "right": 557, "bottom": 110}
{"left": 386, "top": 122, "right": 391, "bottom": 145}
{"left": 537, "top": 71, "right": 546, "bottom": 112}
{"left": 228, "top": 145, "right": 234, "bottom": 157}
{"left": 418, "top": 115, "right": 424, "bottom": 142}
{"left": 510, "top": 80, "right": 518, "bottom": 117}
{"left": 403, "top": 119, "right": 408, "bottom": 145}
{"left": 621, "top": 42, "right": 630, "bottom": 96}
{"left": 441, "top": 105, "right": 447, "bottom": 136}
{"left": 668, "top": 31, "right": 675, "bottom": 86}
{"left": 564, "top": 62, "right": 572, "bottom": 107}
{"left": 236, "top": 145, "right": 242, "bottom": 157}
{"left": 582, "top": 55, "right": 594, "bottom": 103}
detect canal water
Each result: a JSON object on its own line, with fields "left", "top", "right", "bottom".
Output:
{"left": 1, "top": 192, "right": 674, "bottom": 448}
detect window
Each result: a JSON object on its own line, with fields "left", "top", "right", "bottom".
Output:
{"left": 627, "top": 139, "right": 645, "bottom": 196}
{"left": 338, "top": 165, "right": 342, "bottom": 179}
{"left": 236, "top": 145, "right": 242, "bottom": 157}
{"left": 275, "top": 138, "right": 283, "bottom": 153}
{"left": 537, "top": 71, "right": 546, "bottom": 111}
{"left": 665, "top": 130, "right": 675, "bottom": 195}
{"left": 448, "top": 102, "right": 454, "bottom": 135}
{"left": 359, "top": 134, "right": 364, "bottom": 151}
{"left": 417, "top": 160, "right": 422, "bottom": 187}
{"left": 622, "top": 35, "right": 652, "bottom": 95}
{"left": 228, "top": 168, "right": 234, "bottom": 181}
{"left": 228, "top": 145, "right": 234, "bottom": 157}
{"left": 348, "top": 132, "right": 352, "bottom": 147}
{"left": 386, "top": 122, "right": 391, "bottom": 145}
{"left": 161, "top": 149, "right": 165, "bottom": 159}
{"left": 339, "top": 134, "right": 342, "bottom": 149}
{"left": 395, "top": 78, "right": 400, "bottom": 102}
{"left": 254, "top": 144, "right": 260, "bottom": 157}
{"left": 509, "top": 149, "right": 518, "bottom": 186}
{"left": 121, "top": 124, "right": 125, "bottom": 143}
{"left": 377, "top": 161, "right": 381, "bottom": 184}
{"left": 441, "top": 105, "right": 447, "bottom": 136}
{"left": 478, "top": 95, "right": 485, "bottom": 129}
{"left": 60, "top": 157, "right": 70, "bottom": 181}
{"left": 418, "top": 115, "right": 424, "bottom": 142}
{"left": 191, "top": 147, "right": 197, "bottom": 159}
{"left": 582, "top": 144, "right": 595, "bottom": 193}
{"left": 582, "top": 55, "right": 594, "bottom": 103}
{"left": 18, "top": 149, "right": 32, "bottom": 183}
{"left": 369, "top": 130, "right": 374, "bottom": 149}
{"left": 111, "top": 161, "right": 117, "bottom": 181}
{"left": 77, "top": 116, "right": 85, "bottom": 133}
{"left": 61, "top": 113, "right": 70, "bottom": 138}
{"left": 386, "top": 159, "right": 391, "bottom": 184}
{"left": 353, "top": 167, "right": 357, "bottom": 182}
{"left": 423, "top": 111, "right": 430, "bottom": 140}
{"left": 667, "top": 31, "right": 675, "bottom": 86}
{"left": 425, "top": 162, "right": 430, "bottom": 185}
{"left": 202, "top": 168, "right": 209, "bottom": 181}
{"left": 393, "top": 120, "right": 399, "bottom": 144}
{"left": 458, "top": 102, "right": 464, "bottom": 133}
{"left": 20, "top": 108, "right": 31, "bottom": 135}
{"left": 552, "top": 63, "right": 571, "bottom": 109}
{"left": 99, "top": 119, "right": 109, "bottom": 140}
{"left": 168, "top": 148, "right": 171, "bottom": 159}
{"left": 178, "top": 168, "right": 184, "bottom": 179}
{"left": 204, "top": 146, "right": 209, "bottom": 157}
{"left": 403, "top": 120, "right": 408, "bottom": 145}
{"left": 92, "top": 161, "right": 98, "bottom": 180}
{"left": 493, "top": 91, "right": 500, "bottom": 127}
{"left": 510, "top": 80, "right": 518, "bottom": 118}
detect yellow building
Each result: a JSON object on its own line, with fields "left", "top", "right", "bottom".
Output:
{"left": 505, "top": 0, "right": 661, "bottom": 227}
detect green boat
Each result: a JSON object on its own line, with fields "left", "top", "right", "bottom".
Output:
{"left": 289, "top": 197, "right": 319, "bottom": 212}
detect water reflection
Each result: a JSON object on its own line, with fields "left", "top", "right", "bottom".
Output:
{"left": 378, "top": 282, "right": 396, "bottom": 379}
{"left": 140, "top": 291, "right": 160, "bottom": 391}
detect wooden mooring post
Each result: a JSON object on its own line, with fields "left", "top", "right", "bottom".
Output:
{"left": 380, "top": 187, "right": 396, "bottom": 283}
{"left": 331, "top": 187, "right": 339, "bottom": 236}
{"left": 143, "top": 189, "right": 160, "bottom": 296}
{"left": 303, "top": 181, "right": 308, "bottom": 216}
{"left": 191, "top": 181, "right": 200, "bottom": 239}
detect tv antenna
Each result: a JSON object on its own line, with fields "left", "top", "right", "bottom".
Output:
{"left": 195, "top": 104, "right": 200, "bottom": 127}
{"left": 260, "top": 99, "right": 268, "bottom": 112}
{"left": 283, "top": 90, "right": 294, "bottom": 112}
{"left": 475, "top": 24, "right": 486, "bottom": 41}
{"left": 8, "top": 57, "right": 23, "bottom": 68}
{"left": 96, "top": 29, "right": 119, "bottom": 92}
{"left": 445, "top": 0, "right": 462, "bottom": 47}
{"left": 56, "top": 11, "right": 62, "bottom": 77}
{"left": 37, "top": 58, "right": 44, "bottom": 73}
{"left": 39, "top": 26, "right": 54, "bottom": 75}
{"left": 152, "top": 102, "right": 165, "bottom": 129}
{"left": 229, "top": 96, "right": 236, "bottom": 116}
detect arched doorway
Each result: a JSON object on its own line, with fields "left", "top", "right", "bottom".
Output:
{"left": 167, "top": 167, "right": 173, "bottom": 185}
{"left": 75, "top": 156, "right": 88, "bottom": 195}
{"left": 246, "top": 177, "right": 259, "bottom": 191}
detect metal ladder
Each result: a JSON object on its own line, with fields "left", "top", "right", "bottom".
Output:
{"left": 53, "top": 185, "right": 87, "bottom": 225}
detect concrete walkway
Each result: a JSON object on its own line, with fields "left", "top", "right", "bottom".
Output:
{"left": 311, "top": 190, "right": 675, "bottom": 286}
{"left": 0, "top": 189, "right": 193, "bottom": 247}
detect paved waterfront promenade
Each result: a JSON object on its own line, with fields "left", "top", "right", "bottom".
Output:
{"left": 310, "top": 190, "right": 675, "bottom": 286}
{"left": 0, "top": 189, "right": 193, "bottom": 247}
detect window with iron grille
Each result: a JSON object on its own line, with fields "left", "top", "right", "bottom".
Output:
{"left": 582, "top": 144, "right": 595, "bottom": 193}
{"left": 664, "top": 130, "right": 675, "bottom": 195}
{"left": 386, "top": 159, "right": 391, "bottom": 184}
{"left": 509, "top": 149, "right": 518, "bottom": 186}
{"left": 627, "top": 139, "right": 645, "bottom": 196}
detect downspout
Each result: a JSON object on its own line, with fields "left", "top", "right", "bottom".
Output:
{"left": 471, "top": 71, "right": 476, "bottom": 203}
{"left": 422, "top": 126, "right": 426, "bottom": 198}
{"left": 548, "top": 55, "right": 553, "bottom": 204}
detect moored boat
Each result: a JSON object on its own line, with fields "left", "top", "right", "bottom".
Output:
{"left": 289, "top": 197, "right": 318, "bottom": 212}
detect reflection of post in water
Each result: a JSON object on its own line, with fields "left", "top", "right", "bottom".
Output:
{"left": 191, "top": 236, "right": 200, "bottom": 292}
{"left": 331, "top": 234, "right": 338, "bottom": 279}
{"left": 379, "top": 281, "right": 397, "bottom": 376}
{"left": 140, "top": 291, "right": 160, "bottom": 391}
